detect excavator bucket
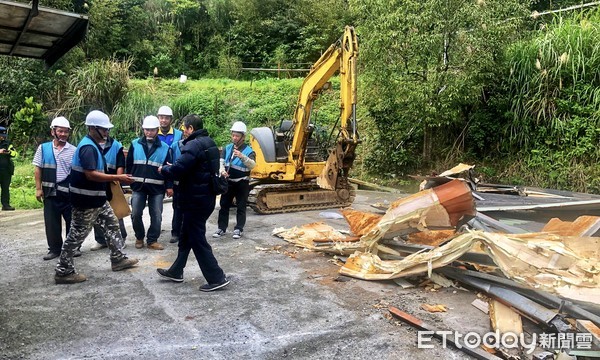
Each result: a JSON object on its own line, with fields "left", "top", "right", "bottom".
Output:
{"left": 317, "top": 143, "right": 344, "bottom": 190}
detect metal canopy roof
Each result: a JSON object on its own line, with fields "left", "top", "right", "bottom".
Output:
{"left": 0, "top": 0, "right": 88, "bottom": 67}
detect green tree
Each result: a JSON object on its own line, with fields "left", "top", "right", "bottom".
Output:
{"left": 352, "top": 0, "right": 530, "bottom": 174}
{"left": 83, "top": 0, "right": 124, "bottom": 59}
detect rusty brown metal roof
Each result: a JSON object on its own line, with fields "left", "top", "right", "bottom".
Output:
{"left": 0, "top": 0, "right": 88, "bottom": 67}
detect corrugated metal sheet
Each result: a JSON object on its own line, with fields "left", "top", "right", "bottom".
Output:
{"left": 0, "top": 0, "right": 88, "bottom": 66}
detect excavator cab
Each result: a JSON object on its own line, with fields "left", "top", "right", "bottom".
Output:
{"left": 274, "top": 120, "right": 293, "bottom": 162}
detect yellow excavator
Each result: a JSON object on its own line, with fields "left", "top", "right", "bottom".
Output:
{"left": 248, "top": 26, "right": 360, "bottom": 214}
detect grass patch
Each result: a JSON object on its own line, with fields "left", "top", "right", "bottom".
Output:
{"left": 9, "top": 159, "right": 42, "bottom": 210}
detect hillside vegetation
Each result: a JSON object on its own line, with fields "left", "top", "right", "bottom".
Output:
{"left": 4, "top": 0, "right": 600, "bottom": 194}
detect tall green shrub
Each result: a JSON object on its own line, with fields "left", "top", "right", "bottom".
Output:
{"left": 10, "top": 97, "right": 48, "bottom": 156}
{"left": 57, "top": 58, "right": 132, "bottom": 141}
{"left": 505, "top": 12, "right": 600, "bottom": 149}
{"left": 484, "top": 10, "right": 600, "bottom": 192}
{"left": 352, "top": 0, "right": 530, "bottom": 175}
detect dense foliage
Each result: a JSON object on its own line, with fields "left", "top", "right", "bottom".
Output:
{"left": 3, "top": 0, "right": 600, "bottom": 193}
{"left": 353, "top": 0, "right": 530, "bottom": 174}
{"left": 497, "top": 12, "right": 600, "bottom": 192}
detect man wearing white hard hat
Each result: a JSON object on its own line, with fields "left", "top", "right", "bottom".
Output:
{"left": 33, "top": 117, "right": 77, "bottom": 260}
{"left": 157, "top": 106, "right": 182, "bottom": 147}
{"left": 54, "top": 110, "right": 138, "bottom": 284}
{"left": 126, "top": 115, "right": 173, "bottom": 250}
{"left": 90, "top": 127, "right": 129, "bottom": 252}
{"left": 213, "top": 120, "right": 256, "bottom": 240}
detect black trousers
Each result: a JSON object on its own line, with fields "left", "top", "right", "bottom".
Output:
{"left": 170, "top": 201, "right": 226, "bottom": 284}
{"left": 171, "top": 189, "right": 183, "bottom": 237}
{"left": 44, "top": 192, "right": 72, "bottom": 254}
{"left": 0, "top": 169, "right": 11, "bottom": 207}
{"left": 217, "top": 179, "right": 250, "bottom": 231}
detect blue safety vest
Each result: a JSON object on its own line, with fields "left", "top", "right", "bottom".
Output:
{"left": 130, "top": 138, "right": 169, "bottom": 192}
{"left": 223, "top": 143, "right": 254, "bottom": 180}
{"left": 173, "top": 129, "right": 183, "bottom": 143}
{"left": 39, "top": 142, "right": 71, "bottom": 198}
{"left": 70, "top": 136, "right": 106, "bottom": 209}
{"left": 104, "top": 139, "right": 123, "bottom": 174}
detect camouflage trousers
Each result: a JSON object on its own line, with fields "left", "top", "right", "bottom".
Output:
{"left": 56, "top": 201, "right": 126, "bottom": 276}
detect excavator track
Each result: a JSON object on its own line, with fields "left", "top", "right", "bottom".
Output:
{"left": 248, "top": 181, "right": 356, "bottom": 214}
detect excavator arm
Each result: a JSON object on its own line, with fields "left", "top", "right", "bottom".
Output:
{"left": 289, "top": 26, "right": 359, "bottom": 174}
{"left": 317, "top": 26, "right": 359, "bottom": 190}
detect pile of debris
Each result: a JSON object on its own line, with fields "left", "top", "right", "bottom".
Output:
{"left": 272, "top": 178, "right": 600, "bottom": 359}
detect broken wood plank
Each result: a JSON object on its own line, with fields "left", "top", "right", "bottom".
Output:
{"left": 388, "top": 306, "right": 503, "bottom": 360}
{"left": 576, "top": 319, "right": 600, "bottom": 350}
{"left": 312, "top": 236, "right": 360, "bottom": 243}
{"left": 471, "top": 298, "right": 489, "bottom": 314}
{"left": 348, "top": 178, "right": 402, "bottom": 193}
{"left": 421, "top": 304, "right": 448, "bottom": 313}
{"left": 392, "top": 278, "right": 415, "bottom": 289}
{"left": 489, "top": 299, "right": 523, "bottom": 334}
{"left": 429, "top": 272, "right": 454, "bottom": 288}
{"left": 487, "top": 300, "right": 523, "bottom": 360}
{"left": 542, "top": 216, "right": 600, "bottom": 237}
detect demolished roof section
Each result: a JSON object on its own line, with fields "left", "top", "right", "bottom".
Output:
{"left": 340, "top": 230, "right": 600, "bottom": 304}
{"left": 360, "top": 179, "right": 475, "bottom": 251}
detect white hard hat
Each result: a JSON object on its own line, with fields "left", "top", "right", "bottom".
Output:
{"left": 50, "top": 116, "right": 71, "bottom": 129}
{"left": 230, "top": 121, "right": 247, "bottom": 134}
{"left": 157, "top": 106, "right": 173, "bottom": 117}
{"left": 85, "top": 110, "right": 113, "bottom": 129}
{"left": 142, "top": 115, "right": 160, "bottom": 129}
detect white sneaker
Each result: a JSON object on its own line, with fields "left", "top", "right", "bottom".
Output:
{"left": 232, "top": 229, "right": 243, "bottom": 239}
{"left": 213, "top": 229, "right": 226, "bottom": 238}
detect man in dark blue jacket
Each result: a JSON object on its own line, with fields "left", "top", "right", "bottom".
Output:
{"left": 156, "top": 114, "right": 229, "bottom": 292}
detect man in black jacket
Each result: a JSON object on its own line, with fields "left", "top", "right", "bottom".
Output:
{"left": 156, "top": 114, "right": 229, "bottom": 292}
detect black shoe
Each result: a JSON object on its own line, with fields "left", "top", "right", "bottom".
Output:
{"left": 157, "top": 268, "right": 184, "bottom": 283}
{"left": 169, "top": 236, "right": 179, "bottom": 244}
{"left": 199, "top": 277, "right": 230, "bottom": 292}
{"left": 43, "top": 252, "right": 60, "bottom": 261}
{"left": 2, "top": 205, "right": 15, "bottom": 211}
{"left": 73, "top": 249, "right": 82, "bottom": 257}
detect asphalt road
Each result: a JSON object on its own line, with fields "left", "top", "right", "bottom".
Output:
{"left": 0, "top": 190, "right": 486, "bottom": 359}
